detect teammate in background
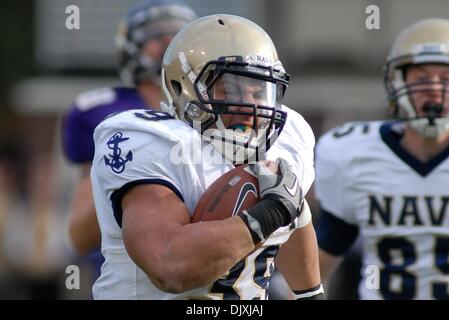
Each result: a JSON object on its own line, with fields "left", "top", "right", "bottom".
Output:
{"left": 90, "top": 14, "right": 322, "bottom": 299}
{"left": 62, "top": 0, "right": 197, "bottom": 268}
{"left": 315, "top": 18, "right": 449, "bottom": 300}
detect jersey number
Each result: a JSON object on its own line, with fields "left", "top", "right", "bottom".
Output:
{"left": 208, "top": 246, "right": 277, "bottom": 300}
{"left": 332, "top": 122, "right": 370, "bottom": 138}
{"left": 377, "top": 236, "right": 449, "bottom": 299}
{"left": 134, "top": 110, "right": 173, "bottom": 121}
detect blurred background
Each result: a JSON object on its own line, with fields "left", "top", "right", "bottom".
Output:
{"left": 1, "top": 0, "right": 448, "bottom": 299}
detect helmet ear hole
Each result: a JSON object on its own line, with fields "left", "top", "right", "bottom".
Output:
{"left": 171, "top": 80, "right": 182, "bottom": 96}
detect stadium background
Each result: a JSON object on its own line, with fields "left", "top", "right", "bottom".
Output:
{"left": 0, "top": 0, "right": 447, "bottom": 299}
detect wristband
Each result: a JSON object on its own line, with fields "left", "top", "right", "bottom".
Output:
{"left": 238, "top": 198, "right": 293, "bottom": 244}
{"left": 293, "top": 284, "right": 324, "bottom": 300}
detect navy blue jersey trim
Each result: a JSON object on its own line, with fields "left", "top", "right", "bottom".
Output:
{"left": 316, "top": 208, "right": 359, "bottom": 256}
{"left": 110, "top": 179, "right": 184, "bottom": 228}
{"left": 380, "top": 122, "right": 449, "bottom": 177}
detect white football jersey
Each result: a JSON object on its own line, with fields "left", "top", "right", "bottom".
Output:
{"left": 91, "top": 105, "right": 314, "bottom": 300}
{"left": 315, "top": 120, "right": 449, "bottom": 300}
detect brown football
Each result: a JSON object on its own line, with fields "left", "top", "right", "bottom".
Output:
{"left": 191, "top": 161, "right": 278, "bottom": 223}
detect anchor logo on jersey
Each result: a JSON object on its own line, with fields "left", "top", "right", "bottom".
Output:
{"left": 104, "top": 132, "right": 133, "bottom": 173}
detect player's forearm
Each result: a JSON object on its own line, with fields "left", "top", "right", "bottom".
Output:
{"left": 276, "top": 223, "right": 321, "bottom": 290}
{"left": 319, "top": 249, "right": 343, "bottom": 282}
{"left": 134, "top": 216, "right": 255, "bottom": 293}
{"left": 67, "top": 169, "right": 101, "bottom": 254}
{"left": 68, "top": 205, "right": 101, "bottom": 254}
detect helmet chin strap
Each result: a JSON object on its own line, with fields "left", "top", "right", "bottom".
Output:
{"left": 408, "top": 103, "right": 449, "bottom": 139}
{"left": 422, "top": 103, "right": 444, "bottom": 125}
{"left": 409, "top": 117, "right": 449, "bottom": 139}
{"left": 203, "top": 115, "right": 267, "bottom": 163}
{"left": 215, "top": 115, "right": 227, "bottom": 132}
{"left": 160, "top": 68, "right": 177, "bottom": 116}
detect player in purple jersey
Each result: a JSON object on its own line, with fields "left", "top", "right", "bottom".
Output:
{"left": 61, "top": 0, "right": 197, "bottom": 274}
{"left": 62, "top": 87, "right": 148, "bottom": 280}
{"left": 63, "top": 87, "right": 147, "bottom": 164}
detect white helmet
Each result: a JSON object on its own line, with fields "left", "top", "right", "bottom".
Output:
{"left": 384, "top": 18, "right": 449, "bottom": 138}
{"left": 161, "top": 14, "right": 289, "bottom": 163}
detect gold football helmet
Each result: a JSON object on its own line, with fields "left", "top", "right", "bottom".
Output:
{"left": 161, "top": 14, "right": 289, "bottom": 163}
{"left": 384, "top": 18, "right": 449, "bottom": 138}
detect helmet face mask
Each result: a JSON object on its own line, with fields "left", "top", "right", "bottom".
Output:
{"left": 384, "top": 19, "right": 449, "bottom": 139}
{"left": 194, "top": 57, "right": 288, "bottom": 132}
{"left": 161, "top": 15, "right": 290, "bottom": 163}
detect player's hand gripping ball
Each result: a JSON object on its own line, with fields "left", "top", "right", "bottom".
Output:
{"left": 192, "top": 161, "right": 279, "bottom": 223}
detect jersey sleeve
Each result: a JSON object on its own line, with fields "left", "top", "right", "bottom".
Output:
{"left": 295, "top": 199, "right": 312, "bottom": 229}
{"left": 91, "top": 111, "right": 198, "bottom": 228}
{"left": 62, "top": 105, "right": 96, "bottom": 164}
{"left": 314, "top": 127, "right": 360, "bottom": 255}
{"left": 314, "top": 130, "right": 357, "bottom": 224}
{"left": 315, "top": 208, "right": 359, "bottom": 256}
{"left": 270, "top": 106, "right": 316, "bottom": 197}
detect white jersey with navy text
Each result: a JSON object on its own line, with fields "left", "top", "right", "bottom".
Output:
{"left": 315, "top": 120, "right": 449, "bottom": 300}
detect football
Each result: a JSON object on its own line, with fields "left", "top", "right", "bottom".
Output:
{"left": 191, "top": 161, "right": 278, "bottom": 223}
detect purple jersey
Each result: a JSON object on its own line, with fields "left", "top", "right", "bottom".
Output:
{"left": 62, "top": 87, "right": 148, "bottom": 164}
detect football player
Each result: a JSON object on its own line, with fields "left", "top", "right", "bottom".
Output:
{"left": 90, "top": 14, "right": 322, "bottom": 299}
{"left": 62, "top": 0, "right": 197, "bottom": 265}
{"left": 315, "top": 18, "right": 449, "bottom": 300}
